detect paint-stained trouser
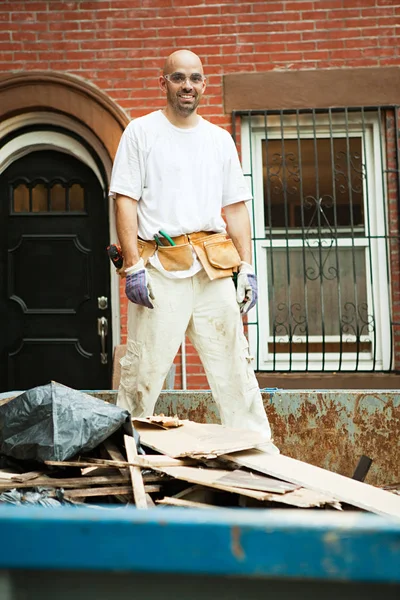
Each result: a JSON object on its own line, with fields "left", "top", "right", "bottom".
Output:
{"left": 117, "top": 264, "right": 272, "bottom": 441}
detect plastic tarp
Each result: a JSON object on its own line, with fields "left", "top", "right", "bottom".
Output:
{"left": 0, "top": 381, "right": 134, "bottom": 462}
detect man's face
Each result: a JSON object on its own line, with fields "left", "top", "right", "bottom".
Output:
{"left": 161, "top": 57, "right": 206, "bottom": 117}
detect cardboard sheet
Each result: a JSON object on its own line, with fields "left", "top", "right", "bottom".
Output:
{"left": 217, "top": 469, "right": 298, "bottom": 493}
{"left": 133, "top": 419, "right": 266, "bottom": 458}
{"left": 135, "top": 416, "right": 184, "bottom": 429}
{"left": 154, "top": 465, "right": 289, "bottom": 500}
{"left": 223, "top": 450, "right": 400, "bottom": 519}
{"left": 153, "top": 465, "right": 338, "bottom": 508}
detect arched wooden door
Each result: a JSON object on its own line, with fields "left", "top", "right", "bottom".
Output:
{"left": 0, "top": 150, "right": 112, "bottom": 392}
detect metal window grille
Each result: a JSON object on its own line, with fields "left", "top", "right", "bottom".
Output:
{"left": 233, "top": 107, "right": 400, "bottom": 372}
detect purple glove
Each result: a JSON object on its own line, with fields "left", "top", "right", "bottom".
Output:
{"left": 125, "top": 258, "right": 155, "bottom": 309}
{"left": 236, "top": 261, "right": 258, "bottom": 314}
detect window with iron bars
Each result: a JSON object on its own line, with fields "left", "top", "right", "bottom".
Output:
{"left": 235, "top": 107, "right": 400, "bottom": 372}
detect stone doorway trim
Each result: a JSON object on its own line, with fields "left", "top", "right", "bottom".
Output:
{"left": 0, "top": 71, "right": 129, "bottom": 161}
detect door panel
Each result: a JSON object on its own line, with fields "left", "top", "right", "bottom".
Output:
{"left": 0, "top": 150, "right": 112, "bottom": 391}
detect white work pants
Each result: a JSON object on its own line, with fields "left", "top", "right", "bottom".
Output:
{"left": 117, "top": 265, "right": 271, "bottom": 441}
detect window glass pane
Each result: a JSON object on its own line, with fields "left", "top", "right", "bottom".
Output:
{"left": 262, "top": 137, "right": 364, "bottom": 230}
{"left": 50, "top": 183, "right": 66, "bottom": 211}
{"left": 32, "top": 183, "right": 48, "bottom": 213}
{"left": 13, "top": 184, "right": 30, "bottom": 212}
{"left": 69, "top": 184, "right": 84, "bottom": 211}
{"left": 267, "top": 246, "right": 369, "bottom": 339}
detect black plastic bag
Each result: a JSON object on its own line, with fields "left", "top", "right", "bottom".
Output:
{"left": 0, "top": 381, "right": 136, "bottom": 462}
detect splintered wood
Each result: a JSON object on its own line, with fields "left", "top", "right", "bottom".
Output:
{"left": 1, "top": 415, "right": 400, "bottom": 517}
{"left": 124, "top": 434, "right": 148, "bottom": 509}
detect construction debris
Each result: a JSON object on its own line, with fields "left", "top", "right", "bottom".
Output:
{"left": 132, "top": 418, "right": 267, "bottom": 458}
{"left": 1, "top": 409, "right": 400, "bottom": 517}
{"left": 222, "top": 450, "right": 400, "bottom": 519}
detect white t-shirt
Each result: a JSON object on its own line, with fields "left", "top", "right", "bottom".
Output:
{"left": 109, "top": 110, "right": 252, "bottom": 278}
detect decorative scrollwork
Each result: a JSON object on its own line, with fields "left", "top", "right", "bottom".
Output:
{"left": 341, "top": 302, "right": 375, "bottom": 339}
{"left": 272, "top": 302, "right": 308, "bottom": 341}
{"left": 334, "top": 150, "right": 365, "bottom": 195}
{"left": 267, "top": 151, "right": 300, "bottom": 197}
{"left": 304, "top": 238, "right": 338, "bottom": 281}
{"left": 303, "top": 194, "right": 335, "bottom": 233}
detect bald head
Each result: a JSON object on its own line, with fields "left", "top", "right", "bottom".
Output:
{"left": 163, "top": 49, "right": 204, "bottom": 76}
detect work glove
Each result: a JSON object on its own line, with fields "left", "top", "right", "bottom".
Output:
{"left": 236, "top": 261, "right": 258, "bottom": 314}
{"left": 125, "top": 258, "right": 155, "bottom": 309}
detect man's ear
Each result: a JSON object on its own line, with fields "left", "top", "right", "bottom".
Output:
{"left": 159, "top": 75, "right": 167, "bottom": 94}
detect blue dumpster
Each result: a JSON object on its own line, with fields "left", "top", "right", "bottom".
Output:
{"left": 1, "top": 388, "right": 399, "bottom": 598}
{"left": 0, "top": 505, "right": 399, "bottom": 599}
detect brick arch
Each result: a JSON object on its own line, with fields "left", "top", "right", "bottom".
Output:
{"left": 0, "top": 71, "right": 129, "bottom": 161}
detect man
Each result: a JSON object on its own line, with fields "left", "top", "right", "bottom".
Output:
{"left": 109, "top": 49, "right": 273, "bottom": 443}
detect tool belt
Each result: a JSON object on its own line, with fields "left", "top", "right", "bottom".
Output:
{"left": 138, "top": 231, "right": 241, "bottom": 281}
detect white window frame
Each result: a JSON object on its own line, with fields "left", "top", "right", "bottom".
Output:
{"left": 241, "top": 111, "right": 392, "bottom": 371}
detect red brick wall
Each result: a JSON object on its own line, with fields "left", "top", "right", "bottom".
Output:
{"left": 2, "top": 0, "right": 400, "bottom": 385}
{"left": 2, "top": 1, "right": 399, "bottom": 121}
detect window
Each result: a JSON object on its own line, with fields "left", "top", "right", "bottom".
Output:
{"left": 12, "top": 180, "right": 85, "bottom": 214}
{"left": 240, "top": 108, "right": 393, "bottom": 371}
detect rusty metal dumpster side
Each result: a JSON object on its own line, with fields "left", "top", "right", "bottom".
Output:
{"left": 260, "top": 390, "right": 400, "bottom": 487}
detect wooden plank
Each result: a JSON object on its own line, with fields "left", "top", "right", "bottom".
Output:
{"left": 157, "top": 497, "right": 222, "bottom": 509}
{"left": 63, "top": 484, "right": 160, "bottom": 499}
{"left": 124, "top": 434, "right": 148, "bottom": 509}
{"left": 81, "top": 466, "right": 99, "bottom": 476}
{"left": 102, "top": 439, "right": 132, "bottom": 504}
{"left": 0, "top": 473, "right": 165, "bottom": 490}
{"left": 102, "top": 439, "right": 128, "bottom": 469}
{"left": 91, "top": 454, "right": 196, "bottom": 468}
{"left": 223, "top": 450, "right": 400, "bottom": 519}
{"left": 46, "top": 460, "right": 127, "bottom": 469}
{"left": 0, "top": 470, "right": 44, "bottom": 482}
{"left": 0, "top": 475, "right": 130, "bottom": 490}
{"left": 63, "top": 486, "right": 133, "bottom": 499}
{"left": 45, "top": 456, "right": 193, "bottom": 469}
{"left": 0, "top": 470, "right": 24, "bottom": 481}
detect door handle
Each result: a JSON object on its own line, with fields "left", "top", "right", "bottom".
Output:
{"left": 97, "top": 316, "right": 108, "bottom": 365}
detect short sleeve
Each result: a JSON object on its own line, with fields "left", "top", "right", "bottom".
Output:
{"left": 221, "top": 132, "right": 253, "bottom": 207}
{"left": 109, "top": 123, "right": 144, "bottom": 201}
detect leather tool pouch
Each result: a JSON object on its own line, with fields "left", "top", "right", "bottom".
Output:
{"left": 137, "top": 233, "right": 240, "bottom": 278}
{"left": 190, "top": 233, "right": 241, "bottom": 280}
{"left": 137, "top": 238, "right": 157, "bottom": 265}
{"left": 157, "top": 243, "right": 194, "bottom": 271}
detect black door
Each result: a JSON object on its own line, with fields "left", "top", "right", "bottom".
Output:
{"left": 0, "top": 150, "right": 112, "bottom": 392}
